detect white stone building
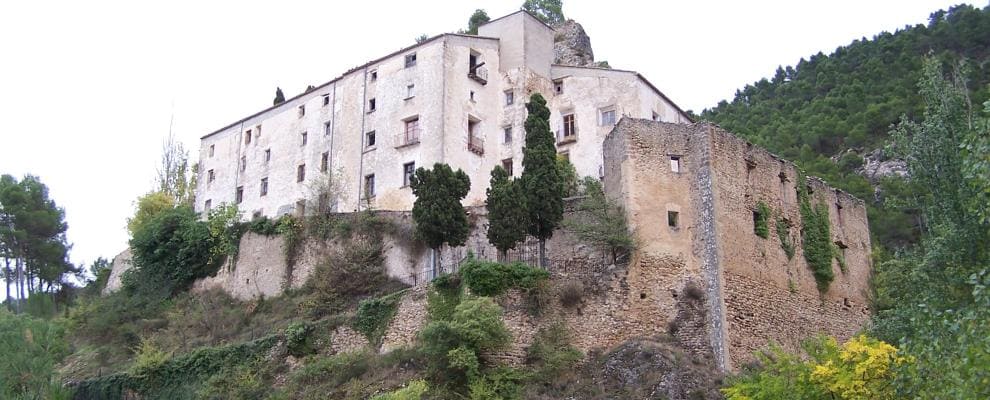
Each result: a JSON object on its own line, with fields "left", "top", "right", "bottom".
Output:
{"left": 196, "top": 11, "right": 690, "bottom": 217}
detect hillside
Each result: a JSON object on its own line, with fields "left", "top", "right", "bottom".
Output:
{"left": 699, "top": 4, "right": 990, "bottom": 249}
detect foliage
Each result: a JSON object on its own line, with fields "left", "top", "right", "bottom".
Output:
{"left": 522, "top": 93, "right": 565, "bottom": 265}
{"left": 427, "top": 274, "right": 463, "bottom": 322}
{"left": 722, "top": 335, "right": 909, "bottom": 400}
{"left": 699, "top": 4, "right": 990, "bottom": 251}
{"left": 775, "top": 215, "right": 795, "bottom": 260}
{"left": 466, "top": 9, "right": 490, "bottom": 35}
{"left": 420, "top": 296, "right": 510, "bottom": 393}
{"left": 522, "top": 0, "right": 565, "bottom": 25}
{"left": 130, "top": 338, "right": 172, "bottom": 375}
{"left": 485, "top": 166, "right": 528, "bottom": 255}
{"left": 206, "top": 202, "right": 242, "bottom": 267}
{"left": 353, "top": 291, "right": 403, "bottom": 347}
{"left": 558, "top": 280, "right": 584, "bottom": 308}
{"left": 273, "top": 87, "right": 285, "bottom": 105}
{"left": 0, "top": 310, "right": 70, "bottom": 399}
{"left": 556, "top": 155, "right": 580, "bottom": 197}
{"left": 963, "top": 99, "right": 990, "bottom": 223}
{"left": 128, "top": 206, "right": 221, "bottom": 297}
{"left": 459, "top": 259, "right": 549, "bottom": 297}
{"left": 798, "top": 181, "right": 835, "bottom": 292}
{"left": 276, "top": 214, "right": 304, "bottom": 270}
{"left": 564, "top": 177, "right": 635, "bottom": 262}
{"left": 302, "top": 238, "right": 396, "bottom": 318}
{"left": 156, "top": 131, "right": 194, "bottom": 206}
{"left": 414, "top": 34, "right": 429, "bottom": 43}
{"left": 372, "top": 379, "right": 428, "bottom": 400}
{"left": 526, "top": 321, "right": 583, "bottom": 380}
{"left": 754, "top": 201, "right": 771, "bottom": 239}
{"left": 284, "top": 321, "right": 315, "bottom": 357}
{"left": 410, "top": 163, "right": 471, "bottom": 252}
{"left": 126, "top": 191, "right": 175, "bottom": 237}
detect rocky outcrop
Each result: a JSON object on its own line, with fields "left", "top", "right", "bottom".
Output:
{"left": 553, "top": 19, "right": 595, "bottom": 67}
{"left": 859, "top": 148, "right": 909, "bottom": 183}
{"left": 102, "top": 248, "right": 133, "bottom": 295}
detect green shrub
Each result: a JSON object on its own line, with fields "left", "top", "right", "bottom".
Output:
{"left": 371, "top": 379, "right": 428, "bottom": 400}
{"left": 776, "top": 215, "right": 795, "bottom": 260}
{"left": 303, "top": 239, "right": 391, "bottom": 317}
{"left": 128, "top": 206, "right": 221, "bottom": 297}
{"left": 459, "top": 259, "right": 548, "bottom": 297}
{"left": 247, "top": 216, "right": 279, "bottom": 236}
{"left": 427, "top": 275, "right": 463, "bottom": 322}
{"left": 526, "top": 321, "right": 583, "bottom": 380}
{"left": 292, "top": 350, "right": 372, "bottom": 387}
{"left": 284, "top": 322, "right": 315, "bottom": 357}
{"left": 420, "top": 297, "right": 511, "bottom": 392}
{"left": 0, "top": 310, "right": 70, "bottom": 399}
{"left": 799, "top": 183, "right": 835, "bottom": 292}
{"left": 754, "top": 201, "right": 771, "bottom": 239}
{"left": 353, "top": 291, "right": 404, "bottom": 347}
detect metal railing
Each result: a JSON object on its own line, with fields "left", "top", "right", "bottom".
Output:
{"left": 468, "top": 65, "right": 488, "bottom": 85}
{"left": 467, "top": 134, "right": 484, "bottom": 155}
{"left": 395, "top": 127, "right": 421, "bottom": 147}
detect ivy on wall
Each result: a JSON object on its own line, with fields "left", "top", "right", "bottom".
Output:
{"left": 798, "top": 177, "right": 835, "bottom": 293}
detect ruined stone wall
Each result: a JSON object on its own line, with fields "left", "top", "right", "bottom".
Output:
{"left": 705, "top": 124, "right": 871, "bottom": 367}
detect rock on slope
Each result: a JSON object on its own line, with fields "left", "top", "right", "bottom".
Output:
{"left": 554, "top": 19, "right": 596, "bottom": 67}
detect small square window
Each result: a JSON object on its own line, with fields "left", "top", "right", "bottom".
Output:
{"left": 324, "top": 121, "right": 332, "bottom": 136}
{"left": 204, "top": 199, "right": 212, "bottom": 211}
{"left": 368, "top": 98, "right": 376, "bottom": 112}
{"left": 503, "top": 126, "right": 512, "bottom": 143}
{"left": 322, "top": 94, "right": 330, "bottom": 106}
{"left": 297, "top": 164, "right": 306, "bottom": 182}
{"left": 260, "top": 177, "right": 268, "bottom": 196}
{"left": 364, "top": 174, "right": 376, "bottom": 198}
{"left": 235, "top": 187, "right": 244, "bottom": 204}
{"left": 209, "top": 144, "right": 215, "bottom": 157}
{"left": 207, "top": 169, "right": 215, "bottom": 183}
{"left": 670, "top": 156, "right": 681, "bottom": 173}
{"left": 298, "top": 105, "right": 305, "bottom": 118}
{"left": 405, "top": 53, "right": 417, "bottom": 68}
{"left": 300, "top": 131, "right": 308, "bottom": 146}
{"left": 264, "top": 149, "right": 271, "bottom": 162}
{"left": 562, "top": 114, "right": 577, "bottom": 138}
{"left": 504, "top": 90, "right": 514, "bottom": 106}
{"left": 366, "top": 131, "right": 376, "bottom": 148}
{"left": 601, "top": 109, "right": 616, "bottom": 126}
{"left": 406, "top": 84, "right": 415, "bottom": 99}
{"left": 668, "top": 211, "right": 679, "bottom": 228}
{"left": 321, "top": 152, "right": 329, "bottom": 172}
{"left": 403, "top": 162, "right": 415, "bottom": 187}
{"left": 554, "top": 80, "right": 563, "bottom": 94}
{"left": 370, "top": 69, "right": 378, "bottom": 80}
{"left": 502, "top": 158, "right": 513, "bottom": 176}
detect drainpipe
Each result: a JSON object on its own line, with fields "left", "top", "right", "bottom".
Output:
{"left": 357, "top": 67, "right": 369, "bottom": 211}
{"left": 328, "top": 81, "right": 337, "bottom": 210}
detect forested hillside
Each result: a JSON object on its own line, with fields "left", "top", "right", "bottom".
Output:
{"left": 700, "top": 4, "right": 990, "bottom": 248}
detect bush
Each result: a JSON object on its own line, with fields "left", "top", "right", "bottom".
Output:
{"left": 754, "top": 201, "right": 771, "bottom": 239}
{"left": 526, "top": 321, "right": 583, "bottom": 380}
{"left": 303, "top": 239, "right": 391, "bottom": 317}
{"left": 459, "top": 259, "right": 549, "bottom": 297}
{"left": 420, "top": 297, "right": 511, "bottom": 392}
{"left": 0, "top": 310, "right": 70, "bottom": 399}
{"left": 427, "top": 275, "right": 463, "bottom": 322}
{"left": 558, "top": 280, "right": 584, "bottom": 309}
{"left": 128, "top": 206, "right": 221, "bottom": 297}
{"left": 371, "top": 379, "right": 428, "bottom": 400}
{"left": 353, "top": 292, "right": 404, "bottom": 347}
{"left": 284, "top": 322, "right": 315, "bottom": 357}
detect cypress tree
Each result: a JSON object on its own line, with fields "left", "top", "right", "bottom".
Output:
{"left": 410, "top": 163, "right": 471, "bottom": 275}
{"left": 485, "top": 166, "right": 528, "bottom": 260}
{"left": 521, "top": 93, "right": 564, "bottom": 267}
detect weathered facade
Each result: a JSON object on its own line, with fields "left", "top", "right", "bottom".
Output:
{"left": 195, "top": 11, "right": 690, "bottom": 218}
{"left": 603, "top": 119, "right": 872, "bottom": 370}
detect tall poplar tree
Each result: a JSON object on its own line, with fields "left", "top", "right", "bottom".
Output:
{"left": 410, "top": 163, "right": 471, "bottom": 275}
{"left": 485, "top": 166, "right": 528, "bottom": 260}
{"left": 521, "top": 93, "right": 564, "bottom": 267}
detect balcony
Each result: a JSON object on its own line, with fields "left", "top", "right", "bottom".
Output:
{"left": 467, "top": 135, "right": 484, "bottom": 155}
{"left": 395, "top": 127, "right": 421, "bottom": 148}
{"left": 557, "top": 130, "right": 578, "bottom": 145}
{"left": 468, "top": 65, "right": 488, "bottom": 85}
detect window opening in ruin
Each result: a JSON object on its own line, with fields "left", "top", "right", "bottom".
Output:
{"left": 301, "top": 131, "right": 308, "bottom": 146}
{"left": 405, "top": 53, "right": 417, "bottom": 68}
{"left": 403, "top": 118, "right": 420, "bottom": 146}
{"left": 364, "top": 174, "right": 376, "bottom": 198}
{"left": 562, "top": 113, "right": 577, "bottom": 141}
{"left": 403, "top": 162, "right": 415, "bottom": 187}
{"left": 297, "top": 164, "right": 305, "bottom": 182}
{"left": 244, "top": 130, "right": 252, "bottom": 145}
{"left": 600, "top": 108, "right": 616, "bottom": 126}
{"left": 264, "top": 149, "right": 271, "bottom": 162}
{"left": 640, "top": 292, "right": 647, "bottom": 299}
{"left": 406, "top": 84, "right": 415, "bottom": 99}
{"left": 207, "top": 169, "right": 215, "bottom": 183}
{"left": 322, "top": 94, "right": 330, "bottom": 106}
{"left": 668, "top": 211, "right": 679, "bottom": 228}
{"left": 260, "top": 177, "right": 268, "bottom": 196}
{"left": 366, "top": 130, "right": 376, "bottom": 148}
{"left": 503, "top": 126, "right": 512, "bottom": 143}
{"left": 554, "top": 80, "right": 563, "bottom": 94}
{"left": 504, "top": 90, "right": 514, "bottom": 106}
{"left": 370, "top": 69, "right": 378, "bottom": 80}
{"left": 670, "top": 156, "right": 681, "bottom": 173}
{"left": 298, "top": 105, "right": 305, "bottom": 118}
{"left": 235, "top": 187, "right": 243, "bottom": 204}
{"left": 209, "top": 144, "right": 215, "bottom": 157}
{"left": 321, "top": 152, "right": 329, "bottom": 172}
{"left": 204, "top": 199, "right": 212, "bottom": 211}
{"left": 502, "top": 158, "right": 513, "bottom": 176}
{"left": 368, "top": 98, "right": 376, "bottom": 112}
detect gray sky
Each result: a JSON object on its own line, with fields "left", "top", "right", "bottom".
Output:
{"left": 0, "top": 0, "right": 972, "bottom": 271}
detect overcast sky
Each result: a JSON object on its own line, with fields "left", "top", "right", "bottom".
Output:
{"left": 0, "top": 0, "right": 973, "bottom": 271}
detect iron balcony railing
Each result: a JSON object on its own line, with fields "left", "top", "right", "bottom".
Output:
{"left": 468, "top": 65, "right": 488, "bottom": 85}
{"left": 395, "top": 127, "right": 421, "bottom": 147}
{"left": 467, "top": 134, "right": 484, "bottom": 155}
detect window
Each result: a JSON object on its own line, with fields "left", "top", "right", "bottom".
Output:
{"left": 600, "top": 108, "right": 616, "bottom": 126}
{"left": 403, "top": 162, "right": 415, "bottom": 187}
{"left": 260, "top": 178, "right": 268, "bottom": 196}
{"left": 562, "top": 113, "right": 577, "bottom": 139}
{"left": 406, "top": 84, "right": 415, "bottom": 99}
{"left": 207, "top": 169, "right": 215, "bottom": 183}
{"left": 364, "top": 174, "right": 376, "bottom": 198}
{"left": 235, "top": 187, "right": 244, "bottom": 204}
{"left": 667, "top": 211, "right": 679, "bottom": 228}
{"left": 324, "top": 121, "right": 332, "bottom": 136}
{"left": 298, "top": 105, "right": 305, "bottom": 118}
{"left": 504, "top": 90, "right": 514, "bottom": 106}
{"left": 365, "top": 130, "right": 376, "bottom": 147}
{"left": 404, "top": 53, "right": 417, "bottom": 68}
{"left": 469, "top": 90, "right": 475, "bottom": 101}
{"left": 554, "top": 80, "right": 563, "bottom": 94}
{"left": 300, "top": 131, "right": 308, "bottom": 146}
{"left": 256, "top": 124, "right": 262, "bottom": 136}
{"left": 368, "top": 98, "right": 376, "bottom": 112}
{"left": 322, "top": 94, "right": 330, "bottom": 106}
{"left": 652, "top": 111, "right": 660, "bottom": 121}
{"left": 204, "top": 199, "right": 212, "bottom": 212}
{"left": 370, "top": 69, "right": 378, "bottom": 81}
{"left": 321, "top": 152, "right": 329, "bottom": 172}
{"left": 403, "top": 118, "right": 420, "bottom": 145}
{"left": 502, "top": 158, "right": 513, "bottom": 176}
{"left": 297, "top": 164, "right": 305, "bottom": 182}
{"left": 670, "top": 156, "right": 681, "bottom": 173}
{"left": 209, "top": 144, "right": 215, "bottom": 157}
{"left": 240, "top": 156, "right": 247, "bottom": 172}
{"left": 244, "top": 130, "right": 252, "bottom": 145}
{"left": 503, "top": 126, "right": 512, "bottom": 143}
{"left": 264, "top": 149, "right": 271, "bottom": 162}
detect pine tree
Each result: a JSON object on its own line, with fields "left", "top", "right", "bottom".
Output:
{"left": 410, "top": 163, "right": 471, "bottom": 275}
{"left": 485, "top": 166, "right": 528, "bottom": 260}
{"left": 466, "top": 9, "right": 490, "bottom": 35}
{"left": 521, "top": 93, "right": 564, "bottom": 267}
{"left": 273, "top": 87, "right": 286, "bottom": 105}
